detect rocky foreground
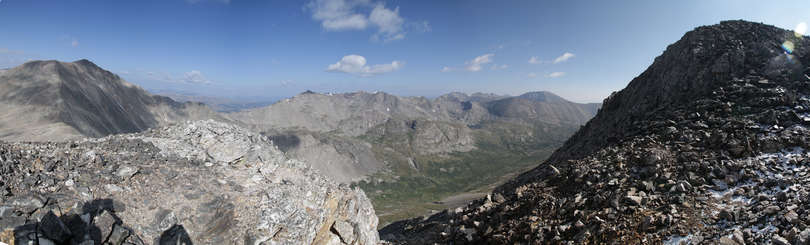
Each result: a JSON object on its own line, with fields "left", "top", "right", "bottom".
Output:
{"left": 382, "top": 21, "right": 810, "bottom": 244}
{"left": 0, "top": 120, "right": 378, "bottom": 244}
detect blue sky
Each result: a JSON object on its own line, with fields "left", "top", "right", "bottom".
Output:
{"left": 1, "top": 0, "right": 809, "bottom": 103}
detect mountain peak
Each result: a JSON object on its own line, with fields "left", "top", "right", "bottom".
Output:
{"left": 517, "top": 91, "right": 567, "bottom": 103}
{"left": 73, "top": 58, "right": 100, "bottom": 68}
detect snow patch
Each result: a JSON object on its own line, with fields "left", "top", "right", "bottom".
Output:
{"left": 664, "top": 234, "right": 693, "bottom": 245}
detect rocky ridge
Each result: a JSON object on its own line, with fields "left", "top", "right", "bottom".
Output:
{"left": 0, "top": 60, "right": 223, "bottom": 142}
{"left": 382, "top": 20, "right": 810, "bottom": 244}
{"left": 0, "top": 120, "right": 378, "bottom": 244}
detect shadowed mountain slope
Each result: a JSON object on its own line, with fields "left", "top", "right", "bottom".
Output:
{"left": 0, "top": 60, "right": 222, "bottom": 141}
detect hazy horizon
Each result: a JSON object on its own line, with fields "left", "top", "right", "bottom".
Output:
{"left": 1, "top": 0, "right": 809, "bottom": 103}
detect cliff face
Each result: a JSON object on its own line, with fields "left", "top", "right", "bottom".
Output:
{"left": 382, "top": 20, "right": 810, "bottom": 244}
{"left": 0, "top": 120, "right": 379, "bottom": 245}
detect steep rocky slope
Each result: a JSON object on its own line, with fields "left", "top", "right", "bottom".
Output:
{"left": 382, "top": 20, "right": 810, "bottom": 244}
{"left": 0, "top": 120, "right": 378, "bottom": 244}
{"left": 0, "top": 60, "right": 222, "bottom": 142}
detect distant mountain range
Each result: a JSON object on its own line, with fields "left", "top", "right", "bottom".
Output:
{"left": 150, "top": 90, "right": 278, "bottom": 112}
{"left": 0, "top": 59, "right": 600, "bottom": 224}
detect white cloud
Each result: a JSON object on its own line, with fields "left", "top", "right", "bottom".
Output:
{"left": 306, "top": 0, "right": 422, "bottom": 42}
{"left": 442, "top": 54, "right": 497, "bottom": 72}
{"left": 529, "top": 52, "right": 575, "bottom": 64}
{"left": 465, "top": 53, "right": 494, "bottom": 72}
{"left": 322, "top": 14, "right": 368, "bottom": 30}
{"left": 182, "top": 70, "right": 212, "bottom": 84}
{"left": 553, "top": 52, "right": 575, "bottom": 64}
{"left": 369, "top": 4, "right": 404, "bottom": 41}
{"left": 280, "top": 79, "right": 293, "bottom": 87}
{"left": 326, "top": 54, "right": 402, "bottom": 76}
{"left": 527, "top": 72, "right": 537, "bottom": 78}
{"left": 307, "top": 0, "right": 370, "bottom": 31}
{"left": 71, "top": 39, "right": 79, "bottom": 47}
{"left": 546, "top": 72, "right": 565, "bottom": 78}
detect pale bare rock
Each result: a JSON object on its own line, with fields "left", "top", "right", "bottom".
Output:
{"left": 0, "top": 120, "right": 379, "bottom": 244}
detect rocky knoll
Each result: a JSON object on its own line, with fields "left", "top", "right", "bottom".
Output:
{"left": 382, "top": 20, "right": 810, "bottom": 244}
{"left": 0, "top": 120, "right": 378, "bottom": 244}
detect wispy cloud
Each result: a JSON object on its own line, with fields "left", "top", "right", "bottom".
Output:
{"left": 553, "top": 52, "right": 575, "bottom": 64}
{"left": 464, "top": 53, "right": 494, "bottom": 72}
{"left": 527, "top": 72, "right": 537, "bottom": 78}
{"left": 369, "top": 4, "right": 404, "bottom": 42}
{"left": 326, "top": 54, "right": 402, "bottom": 76}
{"left": 71, "top": 39, "right": 79, "bottom": 47}
{"left": 441, "top": 53, "right": 496, "bottom": 72}
{"left": 546, "top": 72, "right": 565, "bottom": 78}
{"left": 528, "top": 52, "right": 576, "bottom": 64}
{"left": 126, "top": 69, "right": 214, "bottom": 85}
{"left": 182, "top": 70, "right": 212, "bottom": 85}
{"left": 305, "top": 0, "right": 426, "bottom": 42}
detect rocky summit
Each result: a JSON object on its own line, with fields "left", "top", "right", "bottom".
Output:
{"left": 381, "top": 20, "right": 810, "bottom": 244}
{"left": 0, "top": 120, "right": 378, "bottom": 245}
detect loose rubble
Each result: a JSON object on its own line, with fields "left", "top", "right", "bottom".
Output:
{"left": 0, "top": 120, "right": 379, "bottom": 244}
{"left": 381, "top": 20, "right": 810, "bottom": 244}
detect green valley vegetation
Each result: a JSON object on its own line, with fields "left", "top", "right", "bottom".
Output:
{"left": 355, "top": 120, "right": 579, "bottom": 225}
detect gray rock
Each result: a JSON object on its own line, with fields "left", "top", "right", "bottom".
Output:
{"left": 107, "top": 224, "right": 131, "bottom": 245}
{"left": 772, "top": 235, "right": 790, "bottom": 245}
{"left": 333, "top": 220, "right": 356, "bottom": 244}
{"left": 763, "top": 205, "right": 781, "bottom": 215}
{"left": 785, "top": 210, "right": 799, "bottom": 224}
{"left": 158, "top": 224, "right": 192, "bottom": 245}
{"left": 0, "top": 121, "right": 380, "bottom": 245}
{"left": 624, "top": 195, "right": 643, "bottom": 206}
{"left": 9, "top": 194, "right": 45, "bottom": 214}
{"left": 115, "top": 165, "right": 139, "bottom": 180}
{"left": 38, "top": 211, "right": 72, "bottom": 242}
{"left": 93, "top": 210, "right": 118, "bottom": 242}
{"left": 799, "top": 229, "right": 810, "bottom": 245}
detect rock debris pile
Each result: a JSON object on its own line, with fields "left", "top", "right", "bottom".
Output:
{"left": 0, "top": 120, "right": 379, "bottom": 244}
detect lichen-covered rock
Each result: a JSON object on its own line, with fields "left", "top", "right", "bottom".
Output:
{"left": 0, "top": 120, "right": 379, "bottom": 244}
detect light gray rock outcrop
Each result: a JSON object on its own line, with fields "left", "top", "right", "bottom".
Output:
{"left": 0, "top": 120, "right": 379, "bottom": 245}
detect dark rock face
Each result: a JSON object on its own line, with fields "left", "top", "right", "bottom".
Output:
{"left": 382, "top": 20, "right": 810, "bottom": 244}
